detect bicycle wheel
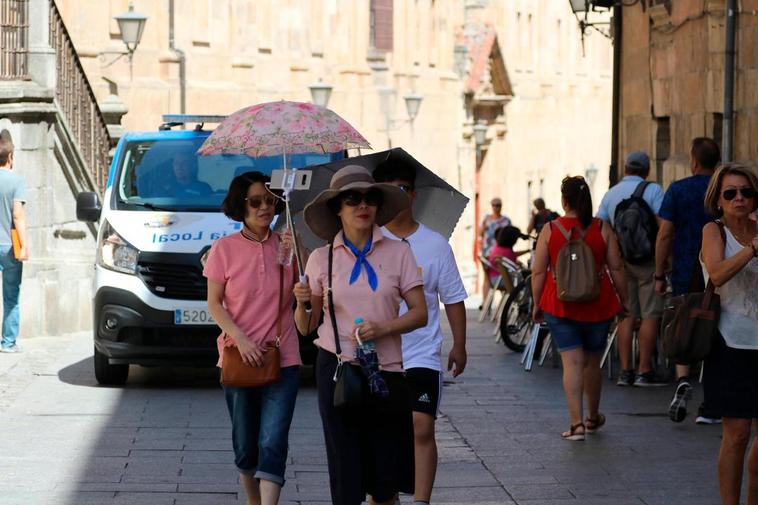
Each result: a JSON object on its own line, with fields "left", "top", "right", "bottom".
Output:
{"left": 500, "top": 277, "right": 534, "bottom": 352}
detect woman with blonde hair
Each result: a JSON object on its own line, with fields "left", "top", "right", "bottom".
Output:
{"left": 700, "top": 163, "right": 758, "bottom": 505}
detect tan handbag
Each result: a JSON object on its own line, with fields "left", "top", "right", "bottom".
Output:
{"left": 220, "top": 266, "right": 284, "bottom": 387}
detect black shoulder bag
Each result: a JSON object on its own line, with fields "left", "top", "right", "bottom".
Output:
{"left": 328, "top": 242, "right": 364, "bottom": 409}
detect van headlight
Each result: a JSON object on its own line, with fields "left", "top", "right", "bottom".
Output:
{"left": 98, "top": 221, "right": 139, "bottom": 274}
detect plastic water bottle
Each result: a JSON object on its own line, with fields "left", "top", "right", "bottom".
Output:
{"left": 277, "top": 234, "right": 294, "bottom": 266}
{"left": 354, "top": 317, "right": 375, "bottom": 352}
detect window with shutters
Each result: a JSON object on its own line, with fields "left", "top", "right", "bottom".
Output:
{"left": 370, "top": 0, "right": 393, "bottom": 52}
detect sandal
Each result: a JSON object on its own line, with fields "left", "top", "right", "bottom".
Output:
{"left": 561, "top": 422, "right": 585, "bottom": 441}
{"left": 585, "top": 413, "right": 606, "bottom": 433}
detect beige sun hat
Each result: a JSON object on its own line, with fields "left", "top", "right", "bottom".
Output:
{"left": 303, "top": 164, "right": 410, "bottom": 241}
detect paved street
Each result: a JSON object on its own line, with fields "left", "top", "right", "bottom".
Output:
{"left": 0, "top": 310, "right": 723, "bottom": 505}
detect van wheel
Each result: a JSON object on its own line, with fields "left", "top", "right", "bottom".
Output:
{"left": 94, "top": 346, "right": 129, "bottom": 385}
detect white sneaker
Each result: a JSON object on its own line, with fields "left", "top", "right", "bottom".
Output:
{"left": 695, "top": 415, "right": 722, "bottom": 425}
{"left": 0, "top": 345, "right": 21, "bottom": 353}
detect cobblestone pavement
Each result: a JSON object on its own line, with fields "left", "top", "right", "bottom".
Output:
{"left": 0, "top": 311, "right": 723, "bottom": 504}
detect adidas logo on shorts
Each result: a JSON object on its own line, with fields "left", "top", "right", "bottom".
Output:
{"left": 418, "top": 393, "right": 431, "bottom": 403}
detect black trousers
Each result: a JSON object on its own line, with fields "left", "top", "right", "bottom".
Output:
{"left": 316, "top": 349, "right": 414, "bottom": 505}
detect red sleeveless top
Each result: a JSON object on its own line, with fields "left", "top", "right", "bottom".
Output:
{"left": 539, "top": 217, "right": 621, "bottom": 322}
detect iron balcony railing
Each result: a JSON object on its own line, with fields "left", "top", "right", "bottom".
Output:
{"left": 0, "top": 0, "right": 29, "bottom": 79}
{"left": 49, "top": 0, "right": 112, "bottom": 192}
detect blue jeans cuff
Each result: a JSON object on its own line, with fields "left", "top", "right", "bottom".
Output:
{"left": 255, "top": 470, "right": 285, "bottom": 486}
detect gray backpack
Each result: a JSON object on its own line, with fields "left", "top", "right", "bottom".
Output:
{"left": 552, "top": 220, "right": 600, "bottom": 303}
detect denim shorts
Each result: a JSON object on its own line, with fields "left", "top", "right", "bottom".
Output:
{"left": 223, "top": 365, "right": 299, "bottom": 485}
{"left": 544, "top": 314, "right": 611, "bottom": 353}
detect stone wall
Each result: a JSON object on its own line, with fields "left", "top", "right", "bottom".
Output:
{"left": 620, "top": 0, "right": 758, "bottom": 187}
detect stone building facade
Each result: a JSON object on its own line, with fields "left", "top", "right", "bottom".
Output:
{"left": 53, "top": 0, "right": 612, "bottom": 297}
{"left": 618, "top": 0, "right": 758, "bottom": 186}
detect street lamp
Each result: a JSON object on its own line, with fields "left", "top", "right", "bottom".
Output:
{"left": 309, "top": 80, "right": 333, "bottom": 109}
{"left": 454, "top": 44, "right": 469, "bottom": 79}
{"left": 403, "top": 92, "right": 423, "bottom": 123}
{"left": 473, "top": 122, "right": 488, "bottom": 147}
{"left": 585, "top": 163, "right": 599, "bottom": 188}
{"left": 114, "top": 3, "right": 147, "bottom": 61}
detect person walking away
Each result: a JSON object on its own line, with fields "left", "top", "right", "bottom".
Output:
{"left": 597, "top": 151, "right": 666, "bottom": 387}
{"left": 527, "top": 198, "right": 559, "bottom": 236}
{"left": 654, "top": 137, "right": 722, "bottom": 423}
{"left": 293, "top": 165, "right": 428, "bottom": 505}
{"left": 699, "top": 164, "right": 758, "bottom": 505}
{"left": 374, "top": 163, "right": 468, "bottom": 505}
{"left": 532, "top": 176, "right": 629, "bottom": 440}
{"left": 204, "top": 172, "right": 301, "bottom": 505}
{"left": 0, "top": 138, "right": 28, "bottom": 353}
{"left": 479, "top": 198, "right": 510, "bottom": 309}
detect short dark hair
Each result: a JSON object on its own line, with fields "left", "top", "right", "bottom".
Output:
{"left": 495, "top": 225, "right": 522, "bottom": 248}
{"left": 533, "top": 198, "right": 546, "bottom": 211}
{"left": 222, "top": 171, "right": 283, "bottom": 221}
{"left": 691, "top": 137, "right": 721, "bottom": 170}
{"left": 625, "top": 164, "right": 649, "bottom": 178}
{"left": 0, "top": 138, "right": 13, "bottom": 166}
{"left": 372, "top": 162, "right": 416, "bottom": 187}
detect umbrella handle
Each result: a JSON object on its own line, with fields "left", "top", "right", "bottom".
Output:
{"left": 299, "top": 274, "right": 312, "bottom": 314}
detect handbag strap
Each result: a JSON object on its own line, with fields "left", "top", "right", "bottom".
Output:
{"left": 701, "top": 220, "right": 727, "bottom": 309}
{"left": 327, "top": 242, "right": 343, "bottom": 360}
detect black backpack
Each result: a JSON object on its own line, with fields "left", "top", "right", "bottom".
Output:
{"left": 613, "top": 181, "right": 659, "bottom": 264}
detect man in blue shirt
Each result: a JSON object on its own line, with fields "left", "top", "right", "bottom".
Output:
{"left": 598, "top": 151, "right": 666, "bottom": 387}
{"left": 655, "top": 137, "right": 721, "bottom": 424}
{"left": 0, "top": 138, "right": 28, "bottom": 353}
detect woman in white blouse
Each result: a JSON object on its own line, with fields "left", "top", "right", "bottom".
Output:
{"left": 701, "top": 163, "right": 758, "bottom": 505}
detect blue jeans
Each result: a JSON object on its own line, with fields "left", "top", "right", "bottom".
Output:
{"left": 0, "top": 246, "right": 22, "bottom": 348}
{"left": 544, "top": 313, "right": 611, "bottom": 353}
{"left": 223, "top": 366, "right": 299, "bottom": 485}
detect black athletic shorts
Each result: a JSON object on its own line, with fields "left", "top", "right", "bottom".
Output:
{"left": 406, "top": 367, "right": 442, "bottom": 418}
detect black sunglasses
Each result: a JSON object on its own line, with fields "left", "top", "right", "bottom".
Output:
{"left": 340, "top": 189, "right": 383, "bottom": 207}
{"left": 722, "top": 187, "right": 756, "bottom": 201}
{"left": 245, "top": 194, "right": 277, "bottom": 208}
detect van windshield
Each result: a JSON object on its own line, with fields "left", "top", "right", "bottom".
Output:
{"left": 115, "top": 137, "right": 337, "bottom": 212}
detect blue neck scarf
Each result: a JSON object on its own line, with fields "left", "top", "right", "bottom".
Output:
{"left": 342, "top": 233, "right": 378, "bottom": 292}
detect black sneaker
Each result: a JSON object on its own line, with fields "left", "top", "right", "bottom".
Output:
{"left": 616, "top": 369, "right": 635, "bottom": 387}
{"left": 633, "top": 371, "right": 669, "bottom": 387}
{"left": 668, "top": 380, "right": 692, "bottom": 422}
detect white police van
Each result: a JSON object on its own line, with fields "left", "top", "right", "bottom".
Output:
{"left": 77, "top": 115, "right": 340, "bottom": 385}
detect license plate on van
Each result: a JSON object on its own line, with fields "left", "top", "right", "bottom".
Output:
{"left": 174, "top": 309, "right": 216, "bottom": 325}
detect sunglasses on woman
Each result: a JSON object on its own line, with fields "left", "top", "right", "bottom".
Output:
{"left": 245, "top": 194, "right": 278, "bottom": 208}
{"left": 340, "top": 189, "right": 383, "bottom": 207}
{"left": 722, "top": 187, "right": 756, "bottom": 201}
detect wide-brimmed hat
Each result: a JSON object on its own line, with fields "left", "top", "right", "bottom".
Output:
{"left": 303, "top": 164, "right": 409, "bottom": 241}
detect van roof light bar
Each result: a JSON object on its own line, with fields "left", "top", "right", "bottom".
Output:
{"left": 158, "top": 114, "right": 227, "bottom": 131}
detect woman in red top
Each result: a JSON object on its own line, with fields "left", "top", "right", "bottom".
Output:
{"left": 531, "top": 176, "right": 629, "bottom": 441}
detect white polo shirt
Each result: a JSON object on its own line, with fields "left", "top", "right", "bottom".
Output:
{"left": 382, "top": 224, "right": 468, "bottom": 371}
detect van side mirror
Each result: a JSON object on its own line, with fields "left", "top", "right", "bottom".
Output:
{"left": 76, "top": 192, "right": 101, "bottom": 222}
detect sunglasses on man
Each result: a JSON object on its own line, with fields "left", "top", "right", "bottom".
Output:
{"left": 340, "top": 189, "right": 383, "bottom": 207}
{"left": 245, "top": 194, "right": 278, "bottom": 208}
{"left": 722, "top": 187, "right": 756, "bottom": 201}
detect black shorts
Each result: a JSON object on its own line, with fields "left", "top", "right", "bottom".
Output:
{"left": 406, "top": 367, "right": 442, "bottom": 419}
{"left": 704, "top": 334, "right": 758, "bottom": 419}
{"left": 316, "top": 350, "right": 414, "bottom": 505}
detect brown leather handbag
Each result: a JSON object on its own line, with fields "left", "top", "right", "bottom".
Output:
{"left": 220, "top": 266, "right": 284, "bottom": 388}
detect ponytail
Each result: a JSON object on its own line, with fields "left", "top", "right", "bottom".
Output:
{"left": 561, "top": 176, "right": 593, "bottom": 228}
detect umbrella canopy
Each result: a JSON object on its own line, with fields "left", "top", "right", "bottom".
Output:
{"left": 285, "top": 148, "right": 469, "bottom": 251}
{"left": 197, "top": 100, "right": 370, "bottom": 157}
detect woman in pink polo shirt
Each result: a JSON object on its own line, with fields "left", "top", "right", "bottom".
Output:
{"left": 293, "top": 165, "right": 428, "bottom": 505}
{"left": 203, "top": 171, "right": 300, "bottom": 505}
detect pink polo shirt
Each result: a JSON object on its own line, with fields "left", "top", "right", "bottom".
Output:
{"left": 305, "top": 226, "right": 424, "bottom": 372}
{"left": 203, "top": 231, "right": 301, "bottom": 368}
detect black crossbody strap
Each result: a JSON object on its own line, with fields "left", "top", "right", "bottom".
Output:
{"left": 327, "top": 242, "right": 342, "bottom": 358}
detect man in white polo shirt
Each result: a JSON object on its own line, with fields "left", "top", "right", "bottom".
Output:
{"left": 375, "top": 163, "right": 468, "bottom": 505}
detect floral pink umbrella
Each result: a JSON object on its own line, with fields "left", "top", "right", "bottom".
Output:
{"left": 196, "top": 100, "right": 370, "bottom": 157}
